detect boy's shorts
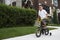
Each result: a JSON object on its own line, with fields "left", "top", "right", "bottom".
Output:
{"left": 41, "top": 19, "right": 48, "bottom": 25}
{"left": 41, "top": 19, "right": 48, "bottom": 29}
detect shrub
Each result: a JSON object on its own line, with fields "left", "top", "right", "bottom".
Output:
{"left": 52, "top": 9, "right": 58, "bottom": 24}
{"left": 0, "top": 4, "right": 37, "bottom": 28}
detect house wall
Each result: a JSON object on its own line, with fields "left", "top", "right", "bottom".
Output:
{"left": 16, "top": 0, "right": 22, "bottom": 7}
{"left": 4, "top": 0, "right": 22, "bottom": 7}
{"left": 5, "top": 0, "right": 11, "bottom": 5}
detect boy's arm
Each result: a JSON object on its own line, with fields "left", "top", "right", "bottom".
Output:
{"left": 38, "top": 15, "right": 41, "bottom": 21}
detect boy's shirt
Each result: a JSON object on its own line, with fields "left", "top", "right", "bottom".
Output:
{"left": 38, "top": 9, "right": 47, "bottom": 20}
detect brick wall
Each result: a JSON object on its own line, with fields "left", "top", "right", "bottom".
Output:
{"left": 32, "top": 0, "right": 53, "bottom": 10}
{"left": 32, "top": 0, "right": 39, "bottom": 10}
{"left": 38, "top": 0, "right": 52, "bottom": 6}
{"left": 32, "top": 0, "right": 53, "bottom": 7}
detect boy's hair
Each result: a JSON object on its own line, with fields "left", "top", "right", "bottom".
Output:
{"left": 38, "top": 3, "right": 43, "bottom": 7}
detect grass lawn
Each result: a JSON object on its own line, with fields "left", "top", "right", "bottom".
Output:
{"left": 0, "top": 26, "right": 56, "bottom": 40}
{"left": 48, "top": 24, "right": 60, "bottom": 26}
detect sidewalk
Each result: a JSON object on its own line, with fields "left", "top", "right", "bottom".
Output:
{"left": 3, "top": 26, "right": 60, "bottom": 40}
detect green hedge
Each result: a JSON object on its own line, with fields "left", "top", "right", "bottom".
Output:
{"left": 52, "top": 9, "right": 58, "bottom": 24}
{"left": 0, "top": 4, "right": 37, "bottom": 28}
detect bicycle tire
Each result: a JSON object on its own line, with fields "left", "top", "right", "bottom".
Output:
{"left": 35, "top": 29, "right": 41, "bottom": 37}
{"left": 45, "top": 28, "right": 49, "bottom": 35}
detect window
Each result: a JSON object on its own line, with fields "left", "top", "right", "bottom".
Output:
{"left": 12, "top": 1, "right": 16, "bottom": 6}
{"left": 53, "top": 0, "right": 58, "bottom": 7}
{"left": 22, "top": 0, "right": 26, "bottom": 7}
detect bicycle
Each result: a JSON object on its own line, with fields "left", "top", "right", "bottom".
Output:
{"left": 35, "top": 19, "right": 52, "bottom": 37}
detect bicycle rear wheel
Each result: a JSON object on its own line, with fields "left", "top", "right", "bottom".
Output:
{"left": 45, "top": 28, "right": 49, "bottom": 35}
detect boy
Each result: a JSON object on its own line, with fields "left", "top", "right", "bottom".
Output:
{"left": 38, "top": 3, "right": 48, "bottom": 29}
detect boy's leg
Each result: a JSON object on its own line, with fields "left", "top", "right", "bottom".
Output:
{"left": 41, "top": 19, "right": 47, "bottom": 29}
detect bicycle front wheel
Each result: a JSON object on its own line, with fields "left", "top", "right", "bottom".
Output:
{"left": 35, "top": 28, "right": 41, "bottom": 37}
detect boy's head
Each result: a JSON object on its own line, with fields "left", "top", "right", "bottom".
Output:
{"left": 38, "top": 3, "right": 43, "bottom": 10}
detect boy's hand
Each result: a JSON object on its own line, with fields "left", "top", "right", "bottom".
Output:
{"left": 38, "top": 16, "right": 41, "bottom": 21}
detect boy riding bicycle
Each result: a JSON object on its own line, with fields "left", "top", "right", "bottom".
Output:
{"left": 36, "top": 4, "right": 51, "bottom": 37}
{"left": 35, "top": 3, "right": 52, "bottom": 37}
